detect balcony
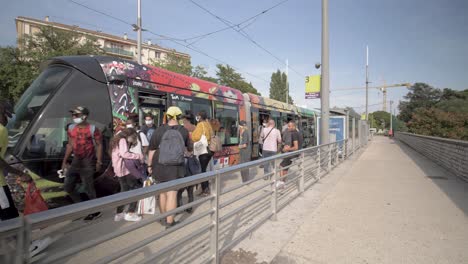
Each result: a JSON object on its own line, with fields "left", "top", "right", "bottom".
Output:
{"left": 103, "top": 47, "right": 134, "bottom": 58}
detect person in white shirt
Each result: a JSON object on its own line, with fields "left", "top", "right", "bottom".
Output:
{"left": 259, "top": 119, "right": 282, "bottom": 177}
{"left": 125, "top": 118, "right": 149, "bottom": 157}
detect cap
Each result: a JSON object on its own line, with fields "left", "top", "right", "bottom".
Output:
{"left": 166, "top": 106, "right": 182, "bottom": 118}
{"left": 239, "top": 120, "right": 247, "bottom": 126}
{"left": 69, "top": 106, "right": 90, "bottom": 115}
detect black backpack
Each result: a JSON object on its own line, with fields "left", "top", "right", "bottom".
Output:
{"left": 158, "top": 126, "right": 185, "bottom": 165}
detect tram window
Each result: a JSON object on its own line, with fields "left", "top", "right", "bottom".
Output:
{"left": 7, "top": 66, "right": 72, "bottom": 148}
{"left": 173, "top": 101, "right": 191, "bottom": 114}
{"left": 214, "top": 102, "right": 239, "bottom": 145}
{"left": 193, "top": 99, "right": 212, "bottom": 120}
{"left": 21, "top": 69, "right": 112, "bottom": 160}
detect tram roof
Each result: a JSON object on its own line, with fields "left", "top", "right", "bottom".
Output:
{"left": 47, "top": 55, "right": 245, "bottom": 103}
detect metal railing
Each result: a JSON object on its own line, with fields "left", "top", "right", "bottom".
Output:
{"left": 0, "top": 138, "right": 365, "bottom": 264}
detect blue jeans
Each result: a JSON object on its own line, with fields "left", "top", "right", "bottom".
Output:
{"left": 262, "top": 150, "right": 277, "bottom": 177}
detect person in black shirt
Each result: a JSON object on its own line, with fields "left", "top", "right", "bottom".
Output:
{"left": 141, "top": 113, "right": 156, "bottom": 142}
{"left": 278, "top": 121, "right": 299, "bottom": 189}
{"left": 147, "top": 107, "right": 192, "bottom": 227}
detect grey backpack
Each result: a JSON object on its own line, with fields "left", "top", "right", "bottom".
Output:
{"left": 158, "top": 126, "right": 185, "bottom": 165}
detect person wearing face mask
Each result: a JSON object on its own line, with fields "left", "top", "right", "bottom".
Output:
{"left": 110, "top": 128, "right": 143, "bottom": 222}
{"left": 61, "top": 106, "right": 103, "bottom": 221}
{"left": 125, "top": 116, "right": 149, "bottom": 156}
{"left": 141, "top": 113, "right": 156, "bottom": 142}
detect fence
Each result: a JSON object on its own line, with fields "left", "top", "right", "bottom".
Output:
{"left": 1, "top": 136, "right": 367, "bottom": 264}
{"left": 395, "top": 132, "right": 468, "bottom": 181}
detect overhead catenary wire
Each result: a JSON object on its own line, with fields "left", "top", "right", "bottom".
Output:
{"left": 67, "top": 0, "right": 270, "bottom": 84}
{"left": 188, "top": 0, "right": 306, "bottom": 78}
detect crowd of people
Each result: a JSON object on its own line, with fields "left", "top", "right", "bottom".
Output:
{"left": 0, "top": 100, "right": 304, "bottom": 256}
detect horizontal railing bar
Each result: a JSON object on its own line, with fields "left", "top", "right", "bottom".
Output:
{"left": 27, "top": 174, "right": 217, "bottom": 229}
{"left": 219, "top": 199, "right": 270, "bottom": 235}
{"left": 0, "top": 218, "right": 22, "bottom": 238}
{"left": 219, "top": 191, "right": 271, "bottom": 223}
{"left": 221, "top": 171, "right": 273, "bottom": 195}
{"left": 141, "top": 223, "right": 213, "bottom": 264}
{"left": 220, "top": 213, "right": 272, "bottom": 255}
{"left": 95, "top": 213, "right": 214, "bottom": 264}
{"left": 220, "top": 181, "right": 271, "bottom": 209}
{"left": 38, "top": 203, "right": 214, "bottom": 264}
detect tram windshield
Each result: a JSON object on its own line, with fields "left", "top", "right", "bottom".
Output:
{"left": 7, "top": 66, "right": 71, "bottom": 149}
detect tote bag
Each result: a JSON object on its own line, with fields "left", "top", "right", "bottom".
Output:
{"left": 193, "top": 123, "right": 209, "bottom": 156}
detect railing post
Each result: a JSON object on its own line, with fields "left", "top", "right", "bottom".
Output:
{"left": 336, "top": 143, "right": 339, "bottom": 166}
{"left": 327, "top": 145, "right": 332, "bottom": 172}
{"left": 299, "top": 151, "right": 305, "bottom": 195}
{"left": 343, "top": 139, "right": 347, "bottom": 160}
{"left": 317, "top": 147, "right": 321, "bottom": 180}
{"left": 271, "top": 159, "right": 278, "bottom": 221}
{"left": 352, "top": 118, "right": 356, "bottom": 154}
{"left": 210, "top": 174, "right": 220, "bottom": 264}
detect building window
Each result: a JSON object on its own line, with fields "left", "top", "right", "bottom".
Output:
{"left": 155, "top": 52, "right": 161, "bottom": 59}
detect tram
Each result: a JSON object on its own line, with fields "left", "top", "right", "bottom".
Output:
{"left": 5, "top": 56, "right": 318, "bottom": 196}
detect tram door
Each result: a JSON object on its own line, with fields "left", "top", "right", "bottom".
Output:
{"left": 138, "top": 92, "right": 166, "bottom": 127}
{"left": 250, "top": 108, "right": 260, "bottom": 160}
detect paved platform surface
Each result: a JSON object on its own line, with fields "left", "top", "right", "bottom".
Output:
{"left": 232, "top": 137, "right": 468, "bottom": 264}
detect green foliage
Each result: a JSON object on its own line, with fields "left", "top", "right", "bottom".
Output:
{"left": 370, "top": 111, "right": 391, "bottom": 129}
{"left": 398, "top": 82, "right": 468, "bottom": 139}
{"left": 398, "top": 83, "right": 441, "bottom": 123}
{"left": 269, "top": 70, "right": 293, "bottom": 103}
{"left": 1, "top": 26, "right": 104, "bottom": 103}
{"left": 408, "top": 108, "right": 468, "bottom": 140}
{"left": 150, "top": 52, "right": 192, "bottom": 76}
{"left": 215, "top": 64, "right": 260, "bottom": 95}
{"left": 0, "top": 47, "right": 35, "bottom": 102}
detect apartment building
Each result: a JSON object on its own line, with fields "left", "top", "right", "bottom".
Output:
{"left": 15, "top": 16, "right": 190, "bottom": 65}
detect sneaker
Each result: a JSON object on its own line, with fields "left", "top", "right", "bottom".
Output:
{"left": 275, "top": 181, "right": 285, "bottom": 189}
{"left": 114, "top": 213, "right": 125, "bottom": 222}
{"left": 124, "top": 213, "right": 142, "bottom": 222}
{"left": 29, "top": 237, "right": 52, "bottom": 257}
{"left": 165, "top": 221, "right": 179, "bottom": 230}
{"left": 83, "top": 212, "right": 102, "bottom": 221}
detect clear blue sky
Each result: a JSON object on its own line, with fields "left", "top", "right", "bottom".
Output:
{"left": 1, "top": 0, "right": 467, "bottom": 113}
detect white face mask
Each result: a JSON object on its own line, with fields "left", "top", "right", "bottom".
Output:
{"left": 73, "top": 118, "right": 83, "bottom": 124}
{"left": 145, "top": 120, "right": 153, "bottom": 125}
{"left": 126, "top": 124, "right": 134, "bottom": 128}
{"left": 196, "top": 116, "right": 201, "bottom": 122}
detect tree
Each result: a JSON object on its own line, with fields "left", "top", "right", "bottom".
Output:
{"left": 408, "top": 108, "right": 468, "bottom": 140}
{"left": 215, "top": 64, "right": 260, "bottom": 95}
{"left": 371, "top": 111, "right": 391, "bottom": 130}
{"left": 150, "top": 51, "right": 192, "bottom": 76}
{"left": 0, "top": 47, "right": 35, "bottom": 102}
{"left": 398, "top": 82, "right": 441, "bottom": 122}
{"left": 0, "top": 26, "right": 104, "bottom": 103}
{"left": 191, "top": 65, "right": 218, "bottom": 83}
{"left": 269, "top": 70, "right": 293, "bottom": 103}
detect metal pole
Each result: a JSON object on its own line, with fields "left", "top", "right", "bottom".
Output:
{"left": 137, "top": 0, "right": 142, "bottom": 64}
{"left": 365, "top": 45, "right": 369, "bottom": 120}
{"left": 271, "top": 159, "right": 278, "bottom": 221}
{"left": 352, "top": 117, "right": 356, "bottom": 154}
{"left": 210, "top": 174, "right": 220, "bottom": 263}
{"left": 320, "top": 0, "right": 330, "bottom": 144}
{"left": 299, "top": 152, "right": 305, "bottom": 195}
{"left": 389, "top": 100, "right": 393, "bottom": 135}
{"left": 286, "top": 59, "right": 289, "bottom": 104}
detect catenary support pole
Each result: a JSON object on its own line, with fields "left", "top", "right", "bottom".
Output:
{"left": 320, "top": 0, "right": 330, "bottom": 145}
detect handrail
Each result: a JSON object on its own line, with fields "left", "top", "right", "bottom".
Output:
{"left": 0, "top": 138, "right": 370, "bottom": 264}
